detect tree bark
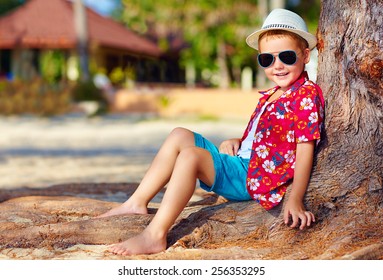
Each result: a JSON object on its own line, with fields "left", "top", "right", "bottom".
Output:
{"left": 217, "top": 41, "right": 230, "bottom": 89}
{"left": 309, "top": 0, "right": 383, "bottom": 215}
{"left": 73, "top": 0, "right": 90, "bottom": 81}
{"left": 315, "top": 0, "right": 383, "bottom": 198}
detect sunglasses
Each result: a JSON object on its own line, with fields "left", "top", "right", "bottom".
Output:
{"left": 257, "top": 50, "right": 298, "bottom": 68}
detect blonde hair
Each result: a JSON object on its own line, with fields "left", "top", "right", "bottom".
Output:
{"left": 258, "top": 30, "right": 309, "bottom": 50}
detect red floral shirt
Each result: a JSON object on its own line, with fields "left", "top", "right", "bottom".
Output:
{"left": 241, "top": 72, "right": 325, "bottom": 210}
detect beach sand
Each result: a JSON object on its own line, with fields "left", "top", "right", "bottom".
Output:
{"left": 0, "top": 115, "right": 247, "bottom": 259}
{"left": 0, "top": 115, "right": 246, "bottom": 190}
{"left": 1, "top": 116, "right": 381, "bottom": 262}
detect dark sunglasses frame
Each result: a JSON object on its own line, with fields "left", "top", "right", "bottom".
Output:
{"left": 257, "top": 50, "right": 298, "bottom": 68}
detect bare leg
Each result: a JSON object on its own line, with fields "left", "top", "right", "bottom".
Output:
{"left": 108, "top": 146, "right": 215, "bottom": 255}
{"left": 98, "top": 127, "right": 196, "bottom": 218}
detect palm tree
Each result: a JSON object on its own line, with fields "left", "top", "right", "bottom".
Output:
{"left": 73, "top": 0, "right": 89, "bottom": 81}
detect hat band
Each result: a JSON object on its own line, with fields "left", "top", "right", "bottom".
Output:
{"left": 263, "top": 24, "right": 296, "bottom": 30}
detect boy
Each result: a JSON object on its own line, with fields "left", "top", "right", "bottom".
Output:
{"left": 99, "top": 8, "right": 324, "bottom": 256}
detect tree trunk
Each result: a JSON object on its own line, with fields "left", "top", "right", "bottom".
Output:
{"left": 73, "top": 0, "right": 90, "bottom": 82}
{"left": 312, "top": 0, "right": 383, "bottom": 211}
{"left": 217, "top": 40, "right": 230, "bottom": 89}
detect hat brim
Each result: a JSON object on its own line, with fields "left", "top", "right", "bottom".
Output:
{"left": 246, "top": 28, "right": 317, "bottom": 51}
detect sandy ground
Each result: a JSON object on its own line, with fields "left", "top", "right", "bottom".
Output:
{"left": 0, "top": 115, "right": 247, "bottom": 191}
{"left": 0, "top": 114, "right": 249, "bottom": 260}
{"left": 2, "top": 115, "right": 382, "bottom": 263}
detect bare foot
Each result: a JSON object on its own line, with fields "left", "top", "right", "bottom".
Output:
{"left": 97, "top": 200, "right": 148, "bottom": 218}
{"left": 108, "top": 229, "right": 167, "bottom": 256}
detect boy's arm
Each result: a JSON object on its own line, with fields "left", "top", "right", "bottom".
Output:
{"left": 283, "top": 140, "right": 316, "bottom": 230}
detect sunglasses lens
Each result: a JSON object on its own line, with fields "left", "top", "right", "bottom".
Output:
{"left": 278, "top": 51, "right": 297, "bottom": 65}
{"left": 258, "top": 53, "right": 274, "bottom": 68}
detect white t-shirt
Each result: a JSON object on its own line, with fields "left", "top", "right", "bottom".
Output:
{"left": 237, "top": 102, "right": 270, "bottom": 159}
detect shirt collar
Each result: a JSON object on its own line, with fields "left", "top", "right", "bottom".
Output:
{"left": 258, "top": 71, "right": 309, "bottom": 96}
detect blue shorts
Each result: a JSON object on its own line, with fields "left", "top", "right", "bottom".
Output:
{"left": 194, "top": 132, "right": 252, "bottom": 201}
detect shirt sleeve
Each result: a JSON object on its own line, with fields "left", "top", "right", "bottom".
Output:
{"left": 293, "top": 84, "right": 324, "bottom": 143}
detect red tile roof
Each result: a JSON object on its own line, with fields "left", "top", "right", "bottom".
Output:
{"left": 0, "top": 0, "right": 161, "bottom": 57}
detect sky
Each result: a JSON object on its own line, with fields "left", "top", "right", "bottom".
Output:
{"left": 82, "top": 0, "right": 121, "bottom": 16}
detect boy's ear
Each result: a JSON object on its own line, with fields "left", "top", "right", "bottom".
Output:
{"left": 303, "top": 48, "right": 311, "bottom": 64}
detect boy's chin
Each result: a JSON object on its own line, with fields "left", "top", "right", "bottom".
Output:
{"left": 274, "top": 81, "right": 294, "bottom": 91}
{"left": 273, "top": 74, "right": 298, "bottom": 90}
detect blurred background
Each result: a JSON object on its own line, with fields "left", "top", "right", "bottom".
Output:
{"left": 0, "top": 0, "right": 321, "bottom": 190}
{"left": 0, "top": 0, "right": 320, "bottom": 117}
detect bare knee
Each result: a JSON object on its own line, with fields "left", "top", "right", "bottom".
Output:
{"left": 170, "top": 127, "right": 193, "bottom": 138}
{"left": 177, "top": 147, "right": 215, "bottom": 185}
{"left": 178, "top": 147, "right": 200, "bottom": 166}
{"left": 167, "top": 127, "right": 195, "bottom": 148}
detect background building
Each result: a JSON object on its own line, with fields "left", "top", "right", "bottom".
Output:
{"left": 0, "top": 0, "right": 161, "bottom": 82}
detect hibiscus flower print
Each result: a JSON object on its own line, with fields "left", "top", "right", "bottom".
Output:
{"left": 284, "top": 150, "right": 295, "bottom": 163}
{"left": 309, "top": 112, "right": 318, "bottom": 123}
{"left": 300, "top": 97, "right": 314, "bottom": 110}
{"left": 287, "top": 130, "right": 294, "bottom": 142}
{"left": 276, "top": 111, "right": 285, "bottom": 119}
{"left": 274, "top": 103, "right": 286, "bottom": 119}
{"left": 284, "top": 101, "right": 291, "bottom": 113}
{"left": 262, "top": 160, "right": 275, "bottom": 173}
{"left": 248, "top": 178, "right": 260, "bottom": 191}
{"left": 269, "top": 193, "right": 283, "bottom": 203}
{"left": 253, "top": 194, "right": 267, "bottom": 201}
{"left": 298, "top": 136, "right": 308, "bottom": 142}
{"left": 254, "top": 131, "right": 263, "bottom": 142}
{"left": 255, "top": 145, "right": 268, "bottom": 158}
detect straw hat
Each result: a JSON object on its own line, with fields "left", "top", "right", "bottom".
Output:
{"left": 246, "top": 9, "right": 317, "bottom": 50}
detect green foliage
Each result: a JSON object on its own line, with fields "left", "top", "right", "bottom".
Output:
{"left": 118, "top": 0, "right": 321, "bottom": 87}
{"left": 71, "top": 80, "right": 109, "bottom": 115}
{"left": 108, "top": 66, "right": 136, "bottom": 88}
{"left": 120, "top": 0, "right": 261, "bottom": 86}
{"left": 0, "top": 79, "right": 72, "bottom": 116}
{"left": 109, "top": 67, "right": 125, "bottom": 85}
{"left": 0, "top": 79, "right": 109, "bottom": 116}
{"left": 158, "top": 95, "right": 172, "bottom": 108}
{"left": 287, "top": 0, "right": 321, "bottom": 33}
{"left": 71, "top": 80, "right": 106, "bottom": 103}
{"left": 0, "top": 0, "right": 24, "bottom": 16}
{"left": 40, "top": 50, "right": 66, "bottom": 84}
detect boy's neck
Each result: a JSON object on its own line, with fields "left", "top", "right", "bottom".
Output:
{"left": 267, "top": 71, "right": 308, "bottom": 102}
{"left": 267, "top": 88, "right": 284, "bottom": 103}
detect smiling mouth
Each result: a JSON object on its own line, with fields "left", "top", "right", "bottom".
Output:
{"left": 275, "top": 72, "right": 288, "bottom": 76}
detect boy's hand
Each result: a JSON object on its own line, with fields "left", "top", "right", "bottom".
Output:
{"left": 283, "top": 196, "right": 315, "bottom": 230}
{"left": 219, "top": 138, "right": 241, "bottom": 156}
{"left": 285, "top": 141, "right": 316, "bottom": 230}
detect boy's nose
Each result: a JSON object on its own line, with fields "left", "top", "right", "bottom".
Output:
{"left": 273, "top": 56, "right": 284, "bottom": 68}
